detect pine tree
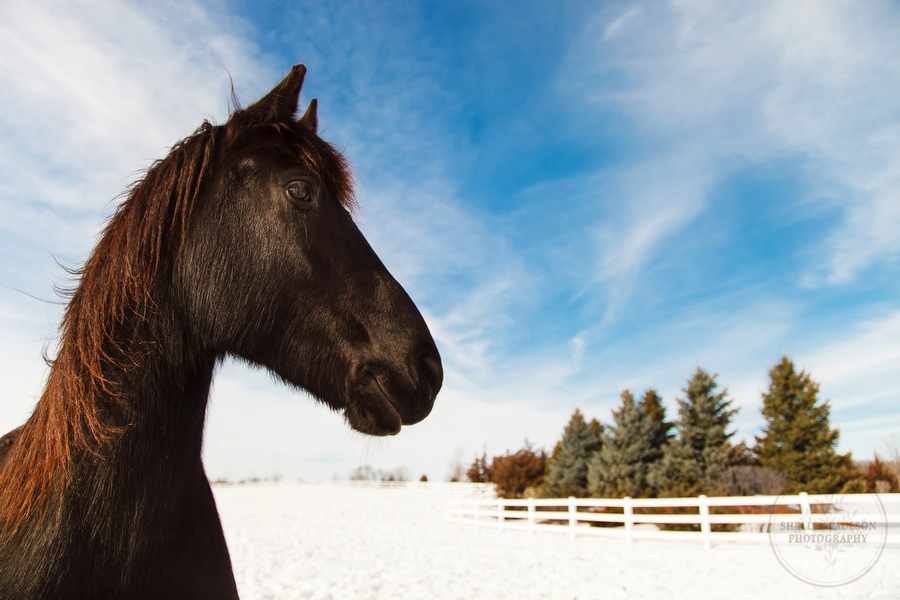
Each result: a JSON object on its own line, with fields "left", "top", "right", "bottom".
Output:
{"left": 640, "top": 389, "right": 673, "bottom": 460}
{"left": 587, "top": 390, "right": 659, "bottom": 497}
{"left": 649, "top": 368, "right": 738, "bottom": 496}
{"left": 754, "top": 356, "right": 854, "bottom": 494}
{"left": 543, "top": 409, "right": 602, "bottom": 497}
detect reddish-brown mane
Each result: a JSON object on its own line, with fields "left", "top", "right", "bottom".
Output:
{"left": 0, "top": 123, "right": 218, "bottom": 532}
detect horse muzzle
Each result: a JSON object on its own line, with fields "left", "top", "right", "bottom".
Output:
{"left": 344, "top": 349, "right": 442, "bottom": 436}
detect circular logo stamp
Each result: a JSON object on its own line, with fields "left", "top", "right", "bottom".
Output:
{"left": 768, "top": 493, "right": 887, "bottom": 587}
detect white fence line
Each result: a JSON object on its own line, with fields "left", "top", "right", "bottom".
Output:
{"left": 448, "top": 492, "right": 900, "bottom": 549}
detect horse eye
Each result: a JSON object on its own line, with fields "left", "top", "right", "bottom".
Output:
{"left": 286, "top": 181, "right": 313, "bottom": 204}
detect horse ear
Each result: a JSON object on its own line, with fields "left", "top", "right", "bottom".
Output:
{"left": 299, "top": 98, "right": 318, "bottom": 132}
{"left": 245, "top": 64, "right": 307, "bottom": 123}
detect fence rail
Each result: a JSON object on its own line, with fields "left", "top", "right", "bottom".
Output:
{"left": 448, "top": 492, "right": 900, "bottom": 549}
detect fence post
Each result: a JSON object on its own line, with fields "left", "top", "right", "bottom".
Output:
{"left": 624, "top": 496, "right": 634, "bottom": 545}
{"left": 528, "top": 497, "right": 536, "bottom": 536}
{"left": 799, "top": 491, "right": 811, "bottom": 531}
{"left": 497, "top": 500, "right": 505, "bottom": 531}
{"left": 568, "top": 496, "right": 577, "bottom": 539}
{"left": 699, "top": 494, "right": 711, "bottom": 550}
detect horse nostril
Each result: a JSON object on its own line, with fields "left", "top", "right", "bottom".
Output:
{"left": 419, "top": 352, "right": 443, "bottom": 396}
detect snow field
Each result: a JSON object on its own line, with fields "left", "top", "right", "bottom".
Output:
{"left": 214, "top": 483, "right": 898, "bottom": 600}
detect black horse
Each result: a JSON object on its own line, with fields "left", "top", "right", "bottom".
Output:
{"left": 0, "top": 65, "right": 441, "bottom": 599}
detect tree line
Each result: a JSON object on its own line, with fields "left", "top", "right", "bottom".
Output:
{"left": 466, "top": 356, "right": 899, "bottom": 499}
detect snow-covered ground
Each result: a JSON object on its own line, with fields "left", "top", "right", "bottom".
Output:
{"left": 214, "top": 483, "right": 898, "bottom": 600}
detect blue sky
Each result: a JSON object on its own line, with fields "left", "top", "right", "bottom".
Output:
{"left": 1, "top": 0, "right": 898, "bottom": 481}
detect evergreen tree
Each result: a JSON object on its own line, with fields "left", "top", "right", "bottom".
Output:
{"left": 649, "top": 368, "right": 738, "bottom": 496}
{"left": 543, "top": 409, "right": 602, "bottom": 497}
{"left": 587, "top": 390, "right": 659, "bottom": 497}
{"left": 754, "top": 356, "right": 854, "bottom": 494}
{"left": 723, "top": 440, "right": 756, "bottom": 467}
{"left": 640, "top": 389, "right": 674, "bottom": 459}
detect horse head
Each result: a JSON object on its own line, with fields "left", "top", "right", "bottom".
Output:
{"left": 176, "top": 65, "right": 442, "bottom": 436}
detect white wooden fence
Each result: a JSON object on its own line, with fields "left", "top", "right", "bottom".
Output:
{"left": 448, "top": 492, "right": 900, "bottom": 549}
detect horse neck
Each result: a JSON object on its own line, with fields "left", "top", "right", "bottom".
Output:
{"left": 20, "top": 291, "right": 218, "bottom": 507}
{"left": 0, "top": 303, "right": 238, "bottom": 598}
{"left": 68, "top": 299, "right": 217, "bottom": 472}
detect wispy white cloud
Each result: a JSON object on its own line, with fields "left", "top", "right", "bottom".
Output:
{"left": 0, "top": 1, "right": 275, "bottom": 251}
{"left": 585, "top": 149, "right": 714, "bottom": 323}
{"left": 0, "top": 0, "right": 277, "bottom": 446}
{"left": 563, "top": 0, "right": 900, "bottom": 290}
{"left": 602, "top": 5, "right": 643, "bottom": 41}
{"left": 803, "top": 310, "right": 900, "bottom": 410}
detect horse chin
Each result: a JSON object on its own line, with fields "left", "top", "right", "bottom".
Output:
{"left": 344, "top": 399, "right": 402, "bottom": 437}
{"left": 343, "top": 364, "right": 408, "bottom": 436}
